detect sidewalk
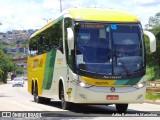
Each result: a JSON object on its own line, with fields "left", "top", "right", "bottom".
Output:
{"left": 145, "top": 100, "right": 160, "bottom": 105}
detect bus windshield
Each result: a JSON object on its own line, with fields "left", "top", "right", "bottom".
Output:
{"left": 75, "top": 22, "right": 144, "bottom": 76}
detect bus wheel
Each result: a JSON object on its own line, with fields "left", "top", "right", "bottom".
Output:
{"left": 33, "top": 86, "right": 43, "bottom": 103}
{"left": 115, "top": 104, "right": 128, "bottom": 112}
{"left": 44, "top": 98, "right": 51, "bottom": 104}
{"left": 61, "top": 87, "right": 70, "bottom": 110}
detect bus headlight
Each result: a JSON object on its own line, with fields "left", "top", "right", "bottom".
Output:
{"left": 73, "top": 79, "right": 93, "bottom": 88}
{"left": 137, "top": 83, "right": 144, "bottom": 88}
{"left": 80, "top": 82, "right": 93, "bottom": 88}
{"left": 136, "top": 81, "right": 146, "bottom": 89}
{"left": 80, "top": 82, "right": 85, "bottom": 87}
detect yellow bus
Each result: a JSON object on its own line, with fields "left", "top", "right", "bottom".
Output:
{"left": 28, "top": 8, "right": 156, "bottom": 112}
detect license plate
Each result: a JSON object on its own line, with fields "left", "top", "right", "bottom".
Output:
{"left": 106, "top": 95, "right": 119, "bottom": 100}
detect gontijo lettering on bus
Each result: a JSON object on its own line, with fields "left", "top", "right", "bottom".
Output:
{"left": 33, "top": 58, "right": 43, "bottom": 68}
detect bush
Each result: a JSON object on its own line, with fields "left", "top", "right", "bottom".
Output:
{"left": 146, "top": 66, "right": 160, "bottom": 81}
{"left": 146, "top": 66, "right": 155, "bottom": 81}
{"left": 146, "top": 92, "right": 160, "bottom": 100}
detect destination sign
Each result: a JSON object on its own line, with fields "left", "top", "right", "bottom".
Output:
{"left": 81, "top": 24, "right": 104, "bottom": 29}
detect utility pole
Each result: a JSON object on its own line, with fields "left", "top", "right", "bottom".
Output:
{"left": 60, "top": 0, "right": 62, "bottom": 12}
{"left": 42, "top": 18, "right": 51, "bottom": 23}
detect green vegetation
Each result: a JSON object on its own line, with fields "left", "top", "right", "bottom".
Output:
{"left": 0, "top": 50, "right": 15, "bottom": 83}
{"left": 0, "top": 39, "right": 28, "bottom": 84}
{"left": 145, "top": 12, "right": 160, "bottom": 100}
{"left": 146, "top": 92, "right": 160, "bottom": 100}
{"left": 146, "top": 66, "right": 160, "bottom": 81}
{"left": 145, "top": 12, "right": 160, "bottom": 81}
{"left": 0, "top": 41, "right": 25, "bottom": 84}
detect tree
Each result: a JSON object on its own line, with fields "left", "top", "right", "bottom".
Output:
{"left": 0, "top": 50, "right": 18, "bottom": 83}
{"left": 145, "top": 12, "right": 160, "bottom": 29}
{"left": 0, "top": 68, "right": 4, "bottom": 81}
{"left": 145, "top": 12, "right": 160, "bottom": 80}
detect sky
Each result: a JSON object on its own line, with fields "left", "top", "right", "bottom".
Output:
{"left": 0, "top": 0, "right": 160, "bottom": 32}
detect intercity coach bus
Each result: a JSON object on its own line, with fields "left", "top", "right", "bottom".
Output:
{"left": 27, "top": 8, "right": 156, "bottom": 112}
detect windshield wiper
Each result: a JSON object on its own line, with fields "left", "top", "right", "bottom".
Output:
{"left": 114, "top": 46, "right": 130, "bottom": 77}
{"left": 116, "top": 56, "right": 130, "bottom": 76}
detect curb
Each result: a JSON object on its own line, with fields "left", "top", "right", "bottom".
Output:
{"left": 145, "top": 100, "right": 160, "bottom": 105}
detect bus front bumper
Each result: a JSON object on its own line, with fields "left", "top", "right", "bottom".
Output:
{"left": 71, "top": 86, "right": 146, "bottom": 104}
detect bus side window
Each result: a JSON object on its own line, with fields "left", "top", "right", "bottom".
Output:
{"left": 51, "top": 19, "right": 63, "bottom": 53}
{"left": 58, "top": 38, "right": 63, "bottom": 52}
{"left": 29, "top": 37, "right": 38, "bottom": 57}
{"left": 37, "top": 35, "right": 45, "bottom": 54}
{"left": 29, "top": 18, "right": 64, "bottom": 56}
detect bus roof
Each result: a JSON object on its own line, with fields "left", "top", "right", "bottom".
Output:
{"left": 30, "top": 8, "right": 140, "bottom": 39}
{"left": 67, "top": 8, "right": 139, "bottom": 22}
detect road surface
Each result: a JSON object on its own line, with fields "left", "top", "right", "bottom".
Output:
{"left": 0, "top": 80, "right": 160, "bottom": 119}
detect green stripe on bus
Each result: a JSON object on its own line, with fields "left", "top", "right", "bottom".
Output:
{"left": 114, "top": 80, "right": 128, "bottom": 85}
{"left": 125, "top": 76, "right": 142, "bottom": 85}
{"left": 42, "top": 50, "right": 56, "bottom": 90}
{"left": 113, "top": 76, "right": 142, "bottom": 86}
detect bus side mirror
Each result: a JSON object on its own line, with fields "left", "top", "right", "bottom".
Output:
{"left": 67, "top": 28, "right": 74, "bottom": 50}
{"left": 143, "top": 30, "right": 156, "bottom": 52}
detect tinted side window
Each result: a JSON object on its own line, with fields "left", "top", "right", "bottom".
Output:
{"left": 48, "top": 19, "right": 63, "bottom": 53}
{"left": 29, "top": 36, "right": 38, "bottom": 56}
{"left": 29, "top": 18, "right": 63, "bottom": 56}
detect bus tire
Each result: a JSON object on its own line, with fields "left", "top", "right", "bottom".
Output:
{"left": 33, "top": 85, "right": 44, "bottom": 103}
{"left": 61, "top": 87, "right": 70, "bottom": 110}
{"left": 115, "top": 104, "right": 128, "bottom": 112}
{"left": 44, "top": 98, "right": 51, "bottom": 104}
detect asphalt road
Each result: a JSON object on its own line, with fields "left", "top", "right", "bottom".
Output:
{"left": 0, "top": 80, "right": 160, "bottom": 119}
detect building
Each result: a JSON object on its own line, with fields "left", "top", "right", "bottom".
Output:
{"left": 1, "top": 29, "right": 36, "bottom": 42}
{"left": 11, "top": 56, "right": 27, "bottom": 76}
{"left": 7, "top": 47, "right": 28, "bottom": 54}
{"left": 0, "top": 33, "right": 3, "bottom": 40}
